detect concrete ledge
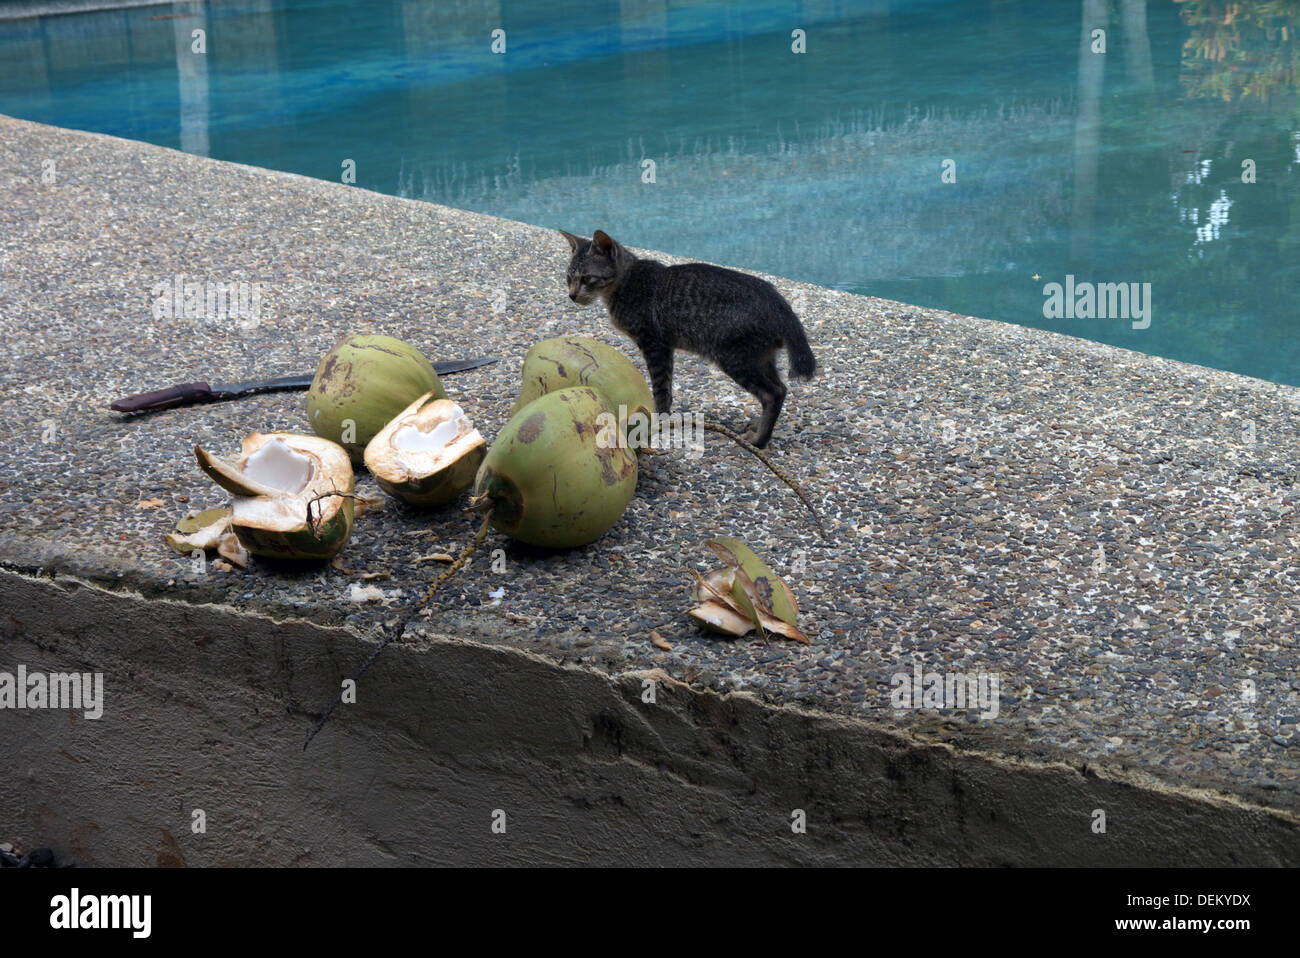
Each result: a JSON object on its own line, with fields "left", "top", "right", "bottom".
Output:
{"left": 4, "top": 568, "right": 1296, "bottom": 866}
{"left": 0, "top": 1, "right": 170, "bottom": 22}
{"left": 2, "top": 113, "right": 1298, "bottom": 865}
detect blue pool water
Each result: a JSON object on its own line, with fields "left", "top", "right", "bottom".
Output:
{"left": 1, "top": 0, "right": 1297, "bottom": 385}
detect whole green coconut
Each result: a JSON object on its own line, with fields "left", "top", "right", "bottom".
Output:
{"left": 471, "top": 386, "right": 638, "bottom": 549}
{"left": 306, "top": 334, "right": 447, "bottom": 464}
{"left": 512, "top": 336, "right": 653, "bottom": 428}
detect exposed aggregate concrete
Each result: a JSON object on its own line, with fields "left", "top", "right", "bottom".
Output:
{"left": 0, "top": 114, "right": 1297, "bottom": 836}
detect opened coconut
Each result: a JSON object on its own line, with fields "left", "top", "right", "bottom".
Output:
{"left": 364, "top": 392, "right": 485, "bottom": 507}
{"left": 194, "top": 432, "right": 355, "bottom": 561}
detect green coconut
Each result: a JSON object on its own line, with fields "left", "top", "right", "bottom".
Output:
{"left": 306, "top": 334, "right": 447, "bottom": 464}
{"left": 194, "top": 432, "right": 355, "bottom": 561}
{"left": 512, "top": 337, "right": 654, "bottom": 446}
{"left": 364, "top": 392, "right": 486, "bottom": 507}
{"left": 471, "top": 386, "right": 637, "bottom": 548}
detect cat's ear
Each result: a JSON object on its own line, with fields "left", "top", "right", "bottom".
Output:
{"left": 592, "top": 230, "right": 616, "bottom": 254}
{"left": 559, "top": 229, "right": 585, "bottom": 253}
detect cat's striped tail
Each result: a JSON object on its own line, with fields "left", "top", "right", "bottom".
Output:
{"left": 784, "top": 311, "right": 816, "bottom": 380}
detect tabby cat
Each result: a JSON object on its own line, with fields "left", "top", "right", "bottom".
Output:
{"left": 560, "top": 229, "right": 815, "bottom": 448}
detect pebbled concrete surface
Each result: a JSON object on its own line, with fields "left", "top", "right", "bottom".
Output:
{"left": 0, "top": 113, "right": 1297, "bottom": 864}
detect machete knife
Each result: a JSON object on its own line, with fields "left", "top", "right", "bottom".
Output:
{"left": 110, "top": 356, "right": 498, "bottom": 414}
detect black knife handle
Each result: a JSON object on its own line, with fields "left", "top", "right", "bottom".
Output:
{"left": 111, "top": 382, "right": 213, "bottom": 413}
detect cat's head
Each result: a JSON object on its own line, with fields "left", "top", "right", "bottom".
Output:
{"left": 559, "top": 230, "right": 631, "bottom": 305}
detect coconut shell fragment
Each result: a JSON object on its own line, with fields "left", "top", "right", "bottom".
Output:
{"left": 165, "top": 508, "right": 232, "bottom": 554}
{"left": 706, "top": 537, "right": 801, "bottom": 626}
{"left": 165, "top": 508, "right": 249, "bottom": 568}
{"left": 688, "top": 539, "right": 809, "bottom": 643}
{"left": 688, "top": 598, "right": 757, "bottom": 635}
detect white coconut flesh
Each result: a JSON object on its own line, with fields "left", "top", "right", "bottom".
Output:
{"left": 368, "top": 398, "right": 484, "bottom": 480}
{"left": 232, "top": 434, "right": 351, "bottom": 532}
{"left": 242, "top": 439, "right": 313, "bottom": 494}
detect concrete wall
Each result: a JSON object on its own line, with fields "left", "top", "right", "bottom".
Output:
{"left": 3, "top": 568, "right": 1296, "bottom": 866}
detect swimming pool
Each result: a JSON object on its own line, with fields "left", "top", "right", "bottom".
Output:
{"left": 1, "top": 0, "right": 1296, "bottom": 385}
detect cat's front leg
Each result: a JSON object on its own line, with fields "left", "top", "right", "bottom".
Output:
{"left": 641, "top": 340, "right": 674, "bottom": 414}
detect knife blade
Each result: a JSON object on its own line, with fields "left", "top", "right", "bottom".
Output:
{"left": 110, "top": 356, "right": 499, "bottom": 414}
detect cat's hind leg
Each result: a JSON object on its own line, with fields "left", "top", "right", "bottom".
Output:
{"left": 721, "top": 352, "right": 786, "bottom": 448}
{"left": 753, "top": 355, "right": 788, "bottom": 448}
